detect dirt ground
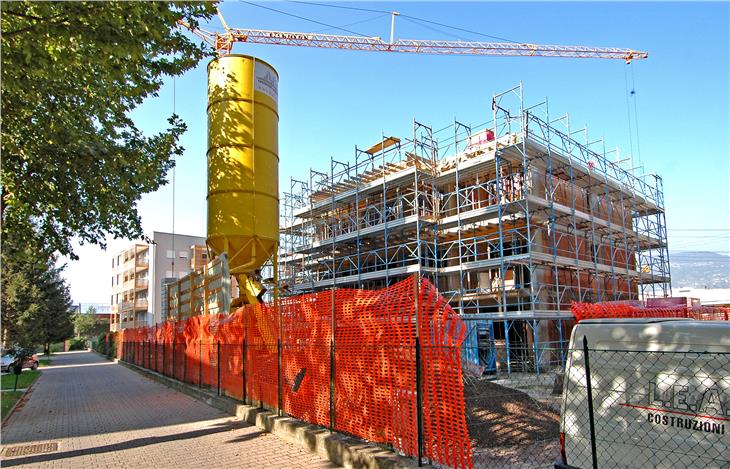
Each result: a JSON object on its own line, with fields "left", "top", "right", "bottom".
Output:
{"left": 463, "top": 377, "right": 560, "bottom": 466}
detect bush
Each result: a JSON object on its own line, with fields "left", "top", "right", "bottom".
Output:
{"left": 49, "top": 342, "right": 64, "bottom": 353}
{"left": 68, "top": 337, "right": 86, "bottom": 351}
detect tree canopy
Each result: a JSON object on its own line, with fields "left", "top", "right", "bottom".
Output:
{"left": 74, "top": 305, "right": 109, "bottom": 339}
{"left": 1, "top": 1, "right": 215, "bottom": 257}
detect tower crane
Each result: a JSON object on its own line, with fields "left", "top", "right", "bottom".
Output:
{"left": 180, "top": 10, "right": 648, "bottom": 62}
{"left": 174, "top": 7, "right": 649, "bottom": 311}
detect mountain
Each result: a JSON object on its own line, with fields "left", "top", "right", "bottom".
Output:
{"left": 669, "top": 251, "right": 730, "bottom": 289}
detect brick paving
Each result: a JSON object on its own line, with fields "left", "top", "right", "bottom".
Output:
{"left": 1, "top": 351, "right": 339, "bottom": 468}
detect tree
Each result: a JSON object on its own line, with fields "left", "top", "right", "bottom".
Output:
{"left": 1, "top": 1, "right": 215, "bottom": 257}
{"left": 74, "top": 305, "right": 108, "bottom": 339}
{"left": 1, "top": 235, "right": 47, "bottom": 348}
{"left": 1, "top": 235, "right": 75, "bottom": 353}
{"left": 38, "top": 266, "right": 75, "bottom": 355}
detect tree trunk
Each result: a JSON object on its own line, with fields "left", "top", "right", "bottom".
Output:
{"left": 44, "top": 342, "right": 50, "bottom": 356}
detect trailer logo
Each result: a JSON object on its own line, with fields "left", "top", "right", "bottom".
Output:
{"left": 621, "top": 380, "right": 729, "bottom": 436}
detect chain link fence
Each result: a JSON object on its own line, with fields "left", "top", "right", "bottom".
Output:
{"left": 561, "top": 341, "right": 729, "bottom": 469}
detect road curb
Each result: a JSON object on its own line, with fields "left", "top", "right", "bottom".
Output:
{"left": 117, "top": 359, "right": 424, "bottom": 469}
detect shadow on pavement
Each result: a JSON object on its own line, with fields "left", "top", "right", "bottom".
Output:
{"left": 2, "top": 420, "right": 259, "bottom": 466}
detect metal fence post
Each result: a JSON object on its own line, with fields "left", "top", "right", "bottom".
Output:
{"left": 329, "top": 287, "right": 336, "bottom": 432}
{"left": 415, "top": 337, "right": 424, "bottom": 466}
{"left": 277, "top": 338, "right": 282, "bottom": 416}
{"left": 242, "top": 338, "right": 247, "bottom": 404}
{"left": 414, "top": 275, "right": 424, "bottom": 467}
{"left": 583, "top": 335, "right": 598, "bottom": 469}
{"left": 217, "top": 341, "right": 221, "bottom": 397}
{"left": 329, "top": 335, "right": 335, "bottom": 432}
{"left": 172, "top": 340, "right": 175, "bottom": 379}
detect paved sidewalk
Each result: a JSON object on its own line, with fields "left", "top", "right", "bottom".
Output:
{"left": 1, "top": 351, "right": 339, "bottom": 468}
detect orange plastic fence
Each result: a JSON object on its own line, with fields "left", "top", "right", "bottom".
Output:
{"left": 571, "top": 301, "right": 730, "bottom": 322}
{"left": 110, "top": 277, "right": 473, "bottom": 469}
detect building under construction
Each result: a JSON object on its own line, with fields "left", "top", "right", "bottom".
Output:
{"left": 279, "top": 85, "right": 671, "bottom": 370}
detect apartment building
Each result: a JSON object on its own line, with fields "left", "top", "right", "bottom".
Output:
{"left": 110, "top": 243, "right": 150, "bottom": 331}
{"left": 110, "top": 232, "right": 207, "bottom": 330}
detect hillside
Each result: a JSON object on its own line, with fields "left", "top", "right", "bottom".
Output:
{"left": 670, "top": 251, "right": 730, "bottom": 289}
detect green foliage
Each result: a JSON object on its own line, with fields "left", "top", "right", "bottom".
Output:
{"left": 68, "top": 337, "right": 87, "bottom": 351}
{"left": 74, "top": 305, "right": 108, "bottom": 339}
{"left": 1, "top": 236, "right": 75, "bottom": 350}
{"left": 49, "top": 343, "right": 64, "bottom": 354}
{"left": 94, "top": 332, "right": 117, "bottom": 358}
{"left": 0, "top": 1, "right": 215, "bottom": 257}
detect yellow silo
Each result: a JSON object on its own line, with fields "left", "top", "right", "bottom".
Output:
{"left": 206, "top": 55, "right": 279, "bottom": 304}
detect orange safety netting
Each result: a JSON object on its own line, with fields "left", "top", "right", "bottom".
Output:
{"left": 109, "top": 277, "right": 473, "bottom": 469}
{"left": 571, "top": 302, "right": 730, "bottom": 322}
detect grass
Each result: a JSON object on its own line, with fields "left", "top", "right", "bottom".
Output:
{"left": 1, "top": 391, "right": 24, "bottom": 419}
{"left": 39, "top": 356, "right": 52, "bottom": 367}
{"left": 1, "top": 369, "right": 41, "bottom": 391}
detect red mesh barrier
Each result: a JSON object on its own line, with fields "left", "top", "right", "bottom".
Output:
{"left": 280, "top": 293, "right": 331, "bottom": 427}
{"left": 245, "top": 303, "right": 280, "bottom": 409}
{"left": 571, "top": 302, "right": 730, "bottom": 322}
{"left": 215, "top": 311, "right": 245, "bottom": 400}
{"left": 117, "top": 277, "right": 472, "bottom": 469}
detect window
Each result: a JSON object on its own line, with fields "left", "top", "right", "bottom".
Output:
{"left": 111, "top": 258, "right": 115, "bottom": 268}
{"left": 165, "top": 270, "right": 173, "bottom": 278}
{"left": 111, "top": 295, "right": 114, "bottom": 305}
{"left": 202, "top": 253, "right": 208, "bottom": 259}
{"left": 179, "top": 251, "right": 189, "bottom": 259}
{"left": 166, "top": 250, "right": 175, "bottom": 259}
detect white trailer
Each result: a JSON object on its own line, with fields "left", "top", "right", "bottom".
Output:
{"left": 557, "top": 318, "right": 730, "bottom": 469}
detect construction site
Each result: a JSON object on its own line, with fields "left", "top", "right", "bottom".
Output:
{"left": 100, "top": 6, "right": 725, "bottom": 469}
{"left": 279, "top": 85, "right": 671, "bottom": 371}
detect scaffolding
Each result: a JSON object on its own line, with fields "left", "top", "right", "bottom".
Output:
{"left": 279, "top": 84, "right": 671, "bottom": 372}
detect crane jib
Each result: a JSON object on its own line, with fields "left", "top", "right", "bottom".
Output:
{"left": 178, "top": 21, "right": 648, "bottom": 61}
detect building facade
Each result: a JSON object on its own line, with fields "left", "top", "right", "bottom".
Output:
{"left": 110, "top": 244, "right": 150, "bottom": 331}
{"left": 149, "top": 231, "right": 207, "bottom": 324}
{"left": 110, "top": 232, "right": 207, "bottom": 330}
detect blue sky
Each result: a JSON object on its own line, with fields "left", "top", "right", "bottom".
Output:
{"left": 62, "top": 1, "right": 730, "bottom": 303}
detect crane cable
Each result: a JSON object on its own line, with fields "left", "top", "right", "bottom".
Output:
{"left": 623, "top": 61, "right": 643, "bottom": 172}
{"left": 240, "top": 1, "right": 372, "bottom": 37}
{"left": 285, "top": 0, "right": 521, "bottom": 43}
{"left": 623, "top": 64, "right": 636, "bottom": 170}
{"left": 630, "top": 64, "right": 642, "bottom": 166}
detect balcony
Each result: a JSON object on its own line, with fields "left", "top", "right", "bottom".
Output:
{"left": 136, "top": 258, "right": 149, "bottom": 269}
{"left": 135, "top": 278, "right": 148, "bottom": 290}
{"left": 119, "top": 300, "right": 147, "bottom": 311}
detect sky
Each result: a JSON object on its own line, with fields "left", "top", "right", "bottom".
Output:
{"left": 60, "top": 1, "right": 730, "bottom": 304}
